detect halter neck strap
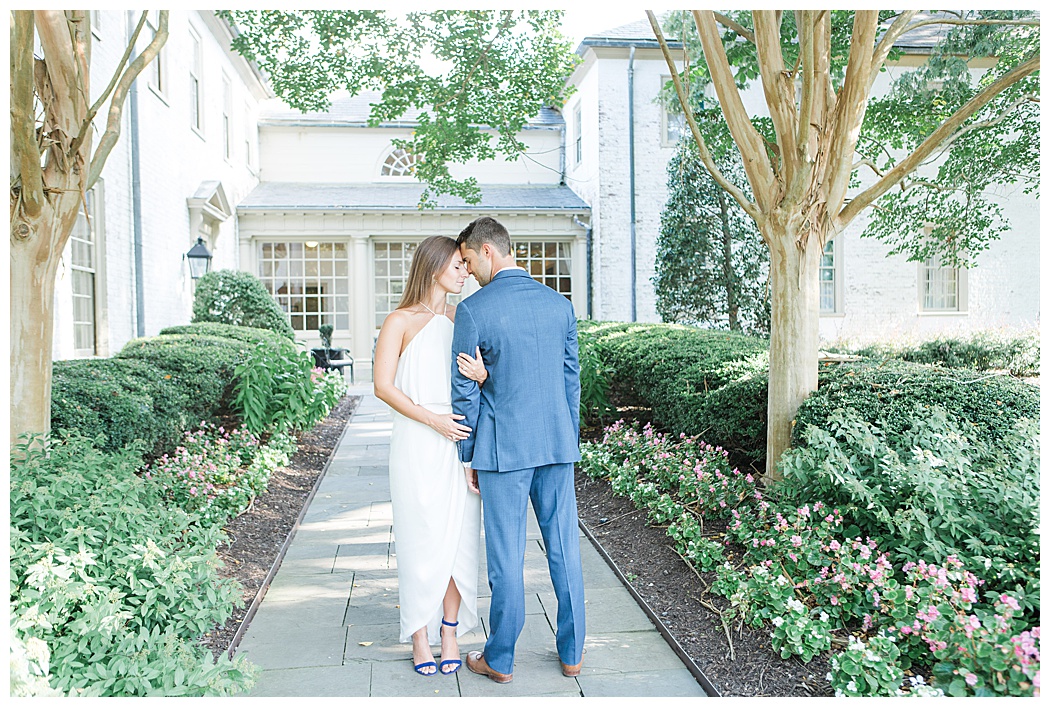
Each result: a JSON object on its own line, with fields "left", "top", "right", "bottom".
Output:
{"left": 419, "top": 300, "right": 446, "bottom": 317}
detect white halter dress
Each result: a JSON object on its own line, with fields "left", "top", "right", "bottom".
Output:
{"left": 388, "top": 313, "right": 481, "bottom": 643}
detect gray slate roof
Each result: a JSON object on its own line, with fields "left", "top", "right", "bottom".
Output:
{"left": 238, "top": 182, "right": 589, "bottom": 212}
{"left": 259, "top": 90, "right": 563, "bottom": 128}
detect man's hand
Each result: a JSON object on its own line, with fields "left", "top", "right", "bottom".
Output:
{"left": 464, "top": 465, "right": 480, "bottom": 495}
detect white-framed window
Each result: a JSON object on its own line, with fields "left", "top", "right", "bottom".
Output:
{"left": 573, "top": 105, "right": 582, "bottom": 166}
{"left": 380, "top": 148, "right": 419, "bottom": 178}
{"left": 70, "top": 187, "right": 102, "bottom": 356}
{"left": 373, "top": 240, "right": 418, "bottom": 327}
{"left": 660, "top": 75, "right": 688, "bottom": 147}
{"left": 189, "top": 28, "right": 203, "bottom": 133}
{"left": 256, "top": 241, "right": 350, "bottom": 332}
{"left": 244, "top": 102, "right": 253, "bottom": 168}
{"left": 819, "top": 238, "right": 842, "bottom": 314}
{"left": 515, "top": 240, "right": 574, "bottom": 302}
{"left": 146, "top": 11, "right": 165, "bottom": 97}
{"left": 221, "top": 74, "right": 233, "bottom": 161}
{"left": 920, "top": 254, "right": 967, "bottom": 312}
{"left": 90, "top": 10, "right": 102, "bottom": 40}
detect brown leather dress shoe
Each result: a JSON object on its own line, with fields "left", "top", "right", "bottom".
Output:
{"left": 466, "top": 651, "right": 513, "bottom": 684}
{"left": 561, "top": 658, "right": 583, "bottom": 677}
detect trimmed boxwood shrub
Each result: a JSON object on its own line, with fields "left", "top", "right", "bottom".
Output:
{"left": 160, "top": 321, "right": 287, "bottom": 347}
{"left": 50, "top": 358, "right": 192, "bottom": 456}
{"left": 115, "top": 333, "right": 250, "bottom": 423}
{"left": 586, "top": 321, "right": 1039, "bottom": 467}
{"left": 830, "top": 330, "right": 1040, "bottom": 377}
{"left": 794, "top": 358, "right": 1040, "bottom": 450}
{"left": 192, "top": 269, "right": 295, "bottom": 339}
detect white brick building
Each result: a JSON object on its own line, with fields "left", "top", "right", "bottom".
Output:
{"left": 566, "top": 19, "right": 1040, "bottom": 342}
{"left": 53, "top": 14, "right": 1038, "bottom": 377}
{"left": 52, "top": 10, "right": 268, "bottom": 360}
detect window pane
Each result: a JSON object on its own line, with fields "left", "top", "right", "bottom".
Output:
{"left": 255, "top": 240, "right": 351, "bottom": 331}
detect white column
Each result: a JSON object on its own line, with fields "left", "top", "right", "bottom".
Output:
{"left": 351, "top": 233, "right": 373, "bottom": 381}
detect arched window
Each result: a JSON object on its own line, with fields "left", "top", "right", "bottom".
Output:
{"left": 381, "top": 148, "right": 419, "bottom": 177}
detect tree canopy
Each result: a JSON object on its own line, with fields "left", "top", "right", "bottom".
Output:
{"left": 647, "top": 10, "right": 1039, "bottom": 479}
{"left": 219, "top": 10, "right": 579, "bottom": 205}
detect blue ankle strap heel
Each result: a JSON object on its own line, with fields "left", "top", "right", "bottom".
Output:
{"left": 439, "top": 619, "right": 461, "bottom": 675}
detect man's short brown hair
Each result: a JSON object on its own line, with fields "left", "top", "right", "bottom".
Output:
{"left": 457, "top": 216, "right": 512, "bottom": 256}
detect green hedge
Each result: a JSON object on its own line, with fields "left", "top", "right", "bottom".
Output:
{"left": 115, "top": 333, "right": 250, "bottom": 420}
{"left": 585, "top": 321, "right": 1039, "bottom": 466}
{"left": 828, "top": 330, "right": 1040, "bottom": 377}
{"left": 50, "top": 358, "right": 191, "bottom": 456}
{"left": 192, "top": 269, "right": 295, "bottom": 339}
{"left": 159, "top": 322, "right": 287, "bottom": 347}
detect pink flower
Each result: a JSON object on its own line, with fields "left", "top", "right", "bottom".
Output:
{"left": 830, "top": 596, "right": 838, "bottom": 606}
{"left": 965, "top": 673, "right": 978, "bottom": 687}
{"left": 791, "top": 535, "right": 803, "bottom": 547}
{"left": 1000, "top": 594, "right": 1021, "bottom": 612}
{"left": 829, "top": 539, "right": 841, "bottom": 551}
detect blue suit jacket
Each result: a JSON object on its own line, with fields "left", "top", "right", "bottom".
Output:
{"left": 451, "top": 268, "right": 581, "bottom": 472}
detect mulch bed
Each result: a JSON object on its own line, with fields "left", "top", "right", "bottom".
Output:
{"left": 200, "top": 394, "right": 360, "bottom": 660}
{"left": 574, "top": 411, "right": 833, "bottom": 697}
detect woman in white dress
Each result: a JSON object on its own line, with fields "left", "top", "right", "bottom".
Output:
{"left": 373, "top": 235, "right": 487, "bottom": 676}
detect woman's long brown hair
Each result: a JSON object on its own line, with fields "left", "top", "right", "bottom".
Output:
{"left": 397, "top": 235, "right": 459, "bottom": 311}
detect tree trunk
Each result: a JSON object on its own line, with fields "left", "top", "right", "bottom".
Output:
{"left": 717, "top": 190, "right": 739, "bottom": 331}
{"left": 763, "top": 219, "right": 821, "bottom": 483}
{"left": 10, "top": 228, "right": 66, "bottom": 445}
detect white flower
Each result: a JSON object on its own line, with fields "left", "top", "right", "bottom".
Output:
{"left": 787, "top": 598, "right": 805, "bottom": 613}
{"left": 819, "top": 611, "right": 829, "bottom": 622}
{"left": 772, "top": 616, "right": 785, "bottom": 627}
{"left": 847, "top": 680, "right": 858, "bottom": 693}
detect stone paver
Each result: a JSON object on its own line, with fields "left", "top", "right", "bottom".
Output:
{"left": 237, "top": 384, "right": 707, "bottom": 697}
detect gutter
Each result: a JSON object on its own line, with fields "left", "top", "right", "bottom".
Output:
{"left": 128, "top": 11, "right": 146, "bottom": 337}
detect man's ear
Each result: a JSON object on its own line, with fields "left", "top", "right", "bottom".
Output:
{"left": 480, "top": 243, "right": 493, "bottom": 259}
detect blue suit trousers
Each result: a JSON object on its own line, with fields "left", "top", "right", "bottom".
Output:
{"left": 476, "top": 463, "right": 586, "bottom": 675}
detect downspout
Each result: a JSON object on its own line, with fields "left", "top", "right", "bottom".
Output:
{"left": 128, "top": 11, "right": 146, "bottom": 337}
{"left": 628, "top": 45, "right": 637, "bottom": 322}
{"left": 559, "top": 118, "right": 567, "bottom": 185}
{"left": 574, "top": 215, "right": 593, "bottom": 319}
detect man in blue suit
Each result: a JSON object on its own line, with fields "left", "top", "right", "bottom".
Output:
{"left": 451, "top": 216, "right": 586, "bottom": 684}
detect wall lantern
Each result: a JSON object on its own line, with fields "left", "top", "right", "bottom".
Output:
{"left": 185, "top": 237, "right": 213, "bottom": 279}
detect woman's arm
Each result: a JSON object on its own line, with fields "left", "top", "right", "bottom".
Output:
{"left": 374, "top": 313, "right": 471, "bottom": 441}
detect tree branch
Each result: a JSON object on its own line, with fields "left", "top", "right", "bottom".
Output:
{"left": 89, "top": 11, "right": 168, "bottom": 188}
{"left": 838, "top": 54, "right": 1040, "bottom": 227}
{"left": 869, "top": 10, "right": 919, "bottom": 87}
{"left": 692, "top": 10, "right": 777, "bottom": 213}
{"left": 10, "top": 11, "right": 45, "bottom": 222}
{"left": 752, "top": 11, "right": 796, "bottom": 185}
{"left": 71, "top": 11, "right": 148, "bottom": 159}
{"left": 646, "top": 11, "right": 761, "bottom": 229}
{"left": 824, "top": 11, "right": 879, "bottom": 218}
{"left": 916, "top": 92, "right": 1038, "bottom": 168}
{"left": 712, "top": 11, "right": 754, "bottom": 43}
{"left": 795, "top": 11, "right": 815, "bottom": 162}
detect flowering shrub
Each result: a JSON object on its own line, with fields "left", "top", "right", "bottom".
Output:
{"left": 146, "top": 422, "right": 294, "bottom": 527}
{"left": 779, "top": 406, "right": 1039, "bottom": 603}
{"left": 875, "top": 556, "right": 1040, "bottom": 696}
{"left": 579, "top": 418, "right": 1041, "bottom": 696}
{"left": 10, "top": 433, "right": 256, "bottom": 696}
{"left": 828, "top": 632, "right": 904, "bottom": 696}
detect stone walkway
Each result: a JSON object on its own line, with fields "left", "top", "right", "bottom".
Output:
{"left": 237, "top": 385, "right": 707, "bottom": 698}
